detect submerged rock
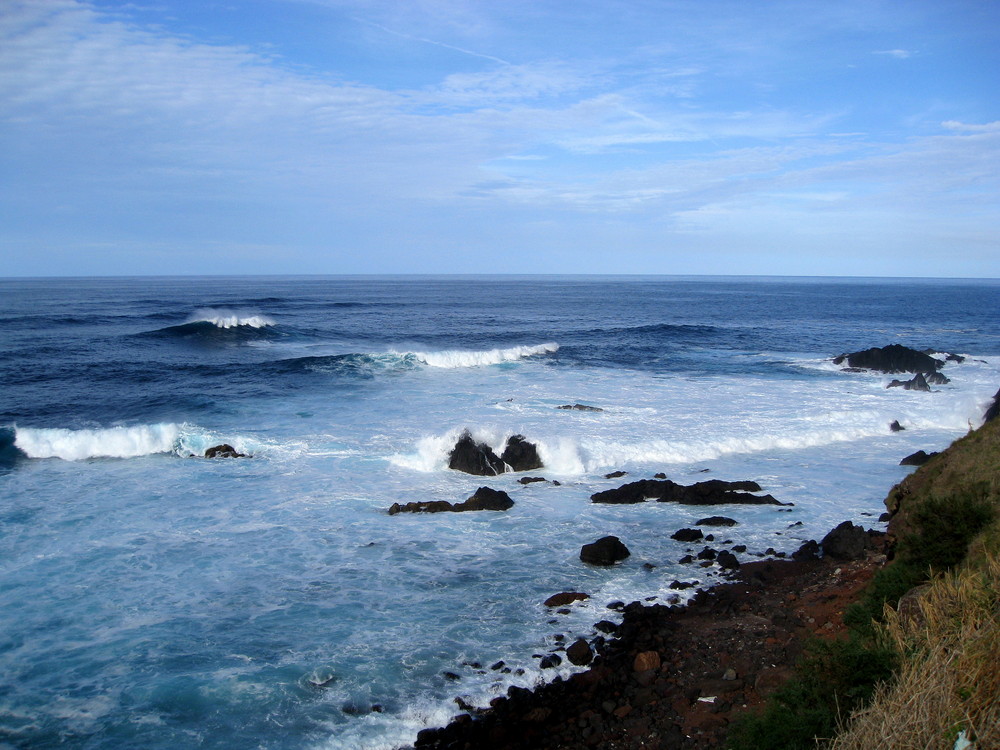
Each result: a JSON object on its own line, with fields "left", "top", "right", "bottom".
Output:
{"left": 580, "top": 536, "right": 630, "bottom": 565}
{"left": 556, "top": 404, "right": 604, "bottom": 412}
{"left": 833, "top": 344, "right": 943, "bottom": 374}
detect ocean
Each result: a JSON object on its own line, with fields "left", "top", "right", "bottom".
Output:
{"left": 1, "top": 275, "right": 998, "bottom": 749}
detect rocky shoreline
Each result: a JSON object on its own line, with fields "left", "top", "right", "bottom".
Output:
{"left": 411, "top": 535, "right": 888, "bottom": 750}
{"left": 407, "top": 345, "right": 991, "bottom": 750}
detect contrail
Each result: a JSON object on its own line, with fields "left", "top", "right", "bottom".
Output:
{"left": 354, "top": 17, "right": 511, "bottom": 66}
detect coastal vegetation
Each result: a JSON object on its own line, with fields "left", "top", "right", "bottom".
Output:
{"left": 728, "top": 410, "right": 1000, "bottom": 750}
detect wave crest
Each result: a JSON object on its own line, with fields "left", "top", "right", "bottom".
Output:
{"left": 11, "top": 424, "right": 253, "bottom": 461}
{"left": 403, "top": 342, "right": 559, "bottom": 368}
{"left": 186, "top": 308, "right": 276, "bottom": 329}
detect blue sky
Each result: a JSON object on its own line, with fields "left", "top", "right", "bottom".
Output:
{"left": 1, "top": 0, "right": 998, "bottom": 277}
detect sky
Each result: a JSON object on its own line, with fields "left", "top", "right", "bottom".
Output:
{"left": 1, "top": 0, "right": 999, "bottom": 277}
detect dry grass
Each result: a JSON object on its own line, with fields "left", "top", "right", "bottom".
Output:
{"left": 828, "top": 554, "right": 1000, "bottom": 750}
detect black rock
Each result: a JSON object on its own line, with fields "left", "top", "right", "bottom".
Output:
{"left": 671, "top": 528, "right": 704, "bottom": 542}
{"left": 500, "top": 435, "right": 543, "bottom": 472}
{"left": 926, "top": 371, "right": 950, "bottom": 385}
{"left": 889, "top": 420, "right": 905, "bottom": 432}
{"left": 448, "top": 431, "right": 505, "bottom": 476}
{"left": 820, "top": 521, "right": 871, "bottom": 560}
{"left": 604, "top": 470, "right": 628, "bottom": 479}
{"left": 204, "top": 443, "right": 247, "bottom": 458}
{"left": 518, "top": 476, "right": 548, "bottom": 484}
{"left": 580, "top": 536, "right": 630, "bottom": 566}
{"left": 388, "top": 487, "right": 513, "bottom": 515}
{"left": 984, "top": 388, "right": 1000, "bottom": 423}
{"left": 591, "top": 478, "right": 781, "bottom": 506}
{"left": 696, "top": 547, "right": 717, "bottom": 561}
{"left": 458, "top": 486, "right": 515, "bottom": 512}
{"left": 538, "top": 654, "right": 562, "bottom": 669}
{"left": 565, "top": 638, "right": 593, "bottom": 666}
{"left": 887, "top": 372, "right": 930, "bottom": 391}
{"left": 792, "top": 539, "right": 820, "bottom": 561}
{"left": 716, "top": 550, "right": 740, "bottom": 570}
{"left": 833, "top": 344, "right": 944, "bottom": 374}
{"left": 696, "top": 516, "right": 737, "bottom": 527}
{"left": 900, "top": 450, "right": 939, "bottom": 466}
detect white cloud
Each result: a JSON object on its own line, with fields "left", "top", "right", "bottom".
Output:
{"left": 873, "top": 49, "right": 913, "bottom": 59}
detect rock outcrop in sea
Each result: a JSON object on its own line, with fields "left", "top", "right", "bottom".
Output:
{"left": 388, "top": 486, "right": 514, "bottom": 515}
{"left": 591, "top": 478, "right": 785, "bottom": 506}
{"left": 447, "top": 431, "right": 543, "bottom": 475}
{"left": 832, "top": 344, "right": 944, "bottom": 373}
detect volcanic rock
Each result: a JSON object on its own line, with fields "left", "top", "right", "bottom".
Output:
{"left": 448, "top": 431, "right": 505, "bottom": 475}
{"left": 204, "top": 443, "right": 247, "bottom": 458}
{"left": 671, "top": 528, "right": 704, "bottom": 542}
{"left": 544, "top": 592, "right": 590, "bottom": 607}
{"left": 388, "top": 487, "right": 513, "bottom": 515}
{"left": 889, "top": 420, "right": 905, "bottom": 432}
{"left": 900, "top": 450, "right": 939, "bottom": 466}
{"left": 591, "top": 478, "right": 783, "bottom": 506}
{"left": 500, "top": 435, "right": 543, "bottom": 472}
{"left": 697, "top": 516, "right": 737, "bottom": 526}
{"left": 833, "top": 344, "right": 943, "bottom": 374}
{"left": 565, "top": 638, "right": 593, "bottom": 666}
{"left": 820, "top": 521, "right": 871, "bottom": 560}
{"left": 580, "top": 536, "right": 630, "bottom": 566}
{"left": 887, "top": 372, "right": 930, "bottom": 391}
{"left": 983, "top": 388, "right": 1000, "bottom": 423}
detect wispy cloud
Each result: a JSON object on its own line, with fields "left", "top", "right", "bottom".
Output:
{"left": 873, "top": 48, "right": 914, "bottom": 59}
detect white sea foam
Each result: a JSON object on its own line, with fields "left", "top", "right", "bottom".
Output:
{"left": 187, "top": 308, "right": 276, "bottom": 329}
{"left": 12, "top": 423, "right": 258, "bottom": 461}
{"left": 401, "top": 342, "right": 558, "bottom": 368}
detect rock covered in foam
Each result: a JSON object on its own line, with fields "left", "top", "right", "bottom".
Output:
{"left": 886, "top": 372, "right": 931, "bottom": 391}
{"left": 447, "top": 431, "right": 543, "bottom": 475}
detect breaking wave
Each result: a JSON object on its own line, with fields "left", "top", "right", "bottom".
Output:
{"left": 11, "top": 423, "right": 253, "bottom": 461}
{"left": 402, "top": 342, "right": 559, "bottom": 368}
{"left": 184, "top": 309, "right": 276, "bottom": 329}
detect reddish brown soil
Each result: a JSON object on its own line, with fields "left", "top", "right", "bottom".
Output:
{"left": 413, "top": 543, "right": 886, "bottom": 750}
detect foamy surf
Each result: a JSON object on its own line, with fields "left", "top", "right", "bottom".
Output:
{"left": 400, "top": 342, "right": 559, "bottom": 368}
{"left": 187, "top": 308, "right": 276, "bottom": 329}
{"left": 12, "top": 423, "right": 256, "bottom": 461}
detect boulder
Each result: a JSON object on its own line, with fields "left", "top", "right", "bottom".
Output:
{"left": 925, "top": 371, "right": 950, "bottom": 385}
{"left": 500, "top": 435, "right": 543, "bottom": 472}
{"left": 832, "top": 344, "right": 943, "bottom": 374}
{"left": 556, "top": 404, "right": 604, "bottom": 412}
{"left": 889, "top": 420, "right": 905, "bottom": 432}
{"left": 204, "top": 443, "right": 247, "bottom": 458}
{"left": 792, "top": 540, "right": 820, "bottom": 561}
{"left": 580, "top": 536, "right": 630, "bottom": 565}
{"left": 458, "top": 486, "right": 514, "bottom": 511}
{"left": 544, "top": 592, "right": 590, "bottom": 607}
{"left": 448, "top": 431, "right": 505, "bottom": 476}
{"left": 604, "top": 470, "right": 628, "bottom": 479}
{"left": 565, "top": 638, "right": 593, "bottom": 666}
{"left": 518, "top": 476, "right": 548, "bottom": 485}
{"left": 388, "top": 500, "right": 455, "bottom": 515}
{"left": 900, "top": 450, "right": 939, "bottom": 466}
{"left": 716, "top": 550, "right": 740, "bottom": 571}
{"left": 671, "top": 528, "right": 704, "bottom": 542}
{"left": 820, "top": 521, "right": 871, "bottom": 560}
